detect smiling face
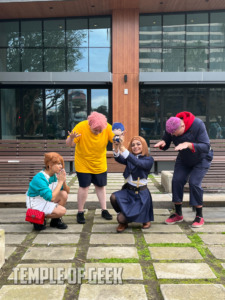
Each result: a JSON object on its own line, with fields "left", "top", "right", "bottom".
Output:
{"left": 131, "top": 139, "right": 143, "bottom": 155}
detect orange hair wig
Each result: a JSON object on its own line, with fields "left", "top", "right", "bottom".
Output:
{"left": 127, "top": 136, "right": 149, "bottom": 156}
{"left": 44, "top": 152, "right": 65, "bottom": 169}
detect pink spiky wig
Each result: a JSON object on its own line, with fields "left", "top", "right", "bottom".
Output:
{"left": 88, "top": 111, "right": 107, "bottom": 131}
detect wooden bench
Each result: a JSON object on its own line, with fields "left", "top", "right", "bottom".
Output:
{"left": 154, "top": 139, "right": 225, "bottom": 192}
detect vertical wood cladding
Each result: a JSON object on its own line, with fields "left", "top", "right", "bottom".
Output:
{"left": 112, "top": 9, "right": 139, "bottom": 145}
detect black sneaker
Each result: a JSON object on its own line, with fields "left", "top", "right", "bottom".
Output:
{"left": 50, "top": 218, "right": 68, "bottom": 229}
{"left": 33, "top": 219, "right": 46, "bottom": 231}
{"left": 101, "top": 209, "right": 113, "bottom": 220}
{"left": 77, "top": 212, "right": 86, "bottom": 224}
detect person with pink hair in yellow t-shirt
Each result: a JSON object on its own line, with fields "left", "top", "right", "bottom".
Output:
{"left": 66, "top": 111, "right": 114, "bottom": 224}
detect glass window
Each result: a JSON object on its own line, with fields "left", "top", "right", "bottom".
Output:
{"left": 210, "top": 12, "right": 225, "bottom": 47}
{"left": 45, "top": 89, "right": 65, "bottom": 139}
{"left": 139, "top": 48, "right": 162, "bottom": 72}
{"left": 67, "top": 48, "right": 88, "bottom": 72}
{"left": 187, "top": 13, "right": 209, "bottom": 47}
{"left": 22, "top": 89, "right": 43, "bottom": 138}
{"left": 140, "top": 15, "right": 162, "bottom": 47}
{"left": 44, "top": 49, "right": 66, "bottom": 72}
{"left": 163, "top": 14, "right": 185, "bottom": 47}
{"left": 210, "top": 48, "right": 225, "bottom": 71}
{"left": 68, "top": 89, "right": 87, "bottom": 130}
{"left": 21, "top": 49, "right": 43, "bottom": 72}
{"left": 0, "top": 48, "right": 20, "bottom": 72}
{"left": 91, "top": 89, "right": 109, "bottom": 118}
{"left": 163, "top": 48, "right": 184, "bottom": 71}
{"left": 66, "top": 18, "right": 88, "bottom": 47}
{"left": 0, "top": 21, "right": 19, "bottom": 47}
{"left": 89, "top": 17, "right": 111, "bottom": 47}
{"left": 186, "top": 48, "right": 209, "bottom": 71}
{"left": 44, "top": 19, "right": 65, "bottom": 47}
{"left": 1, "top": 89, "right": 19, "bottom": 139}
{"left": 89, "top": 48, "right": 111, "bottom": 72}
{"left": 21, "top": 20, "right": 42, "bottom": 47}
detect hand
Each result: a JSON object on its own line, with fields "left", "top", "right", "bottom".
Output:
{"left": 154, "top": 140, "right": 166, "bottom": 149}
{"left": 57, "top": 169, "right": 66, "bottom": 182}
{"left": 113, "top": 142, "right": 120, "bottom": 152}
{"left": 68, "top": 130, "right": 81, "bottom": 139}
{"left": 175, "top": 142, "right": 192, "bottom": 151}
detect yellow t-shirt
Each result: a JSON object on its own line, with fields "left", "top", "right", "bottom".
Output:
{"left": 72, "top": 120, "right": 114, "bottom": 174}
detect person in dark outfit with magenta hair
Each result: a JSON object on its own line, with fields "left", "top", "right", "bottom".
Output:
{"left": 154, "top": 111, "right": 213, "bottom": 228}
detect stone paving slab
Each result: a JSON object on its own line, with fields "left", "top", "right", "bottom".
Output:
{"left": 0, "top": 285, "right": 66, "bottom": 300}
{"left": 199, "top": 234, "right": 225, "bottom": 245}
{"left": 87, "top": 247, "right": 139, "bottom": 259}
{"left": 92, "top": 224, "right": 132, "bottom": 233}
{"left": 33, "top": 234, "right": 80, "bottom": 245}
{"left": 95, "top": 209, "right": 117, "bottom": 215}
{"left": 84, "top": 263, "right": 143, "bottom": 280}
{"left": 5, "top": 234, "right": 27, "bottom": 245}
{"left": 142, "top": 224, "right": 183, "bottom": 233}
{"left": 208, "top": 245, "right": 225, "bottom": 259}
{"left": 5, "top": 246, "right": 16, "bottom": 260}
{"left": 183, "top": 207, "right": 225, "bottom": 222}
{"left": 153, "top": 215, "right": 168, "bottom": 223}
{"left": 149, "top": 247, "right": 203, "bottom": 260}
{"left": 8, "top": 263, "right": 72, "bottom": 281}
{"left": 38, "top": 224, "right": 83, "bottom": 233}
{"left": 191, "top": 225, "right": 225, "bottom": 233}
{"left": 160, "top": 284, "right": 225, "bottom": 300}
{"left": 65, "top": 209, "right": 88, "bottom": 216}
{"left": 89, "top": 234, "right": 135, "bottom": 245}
{"left": 0, "top": 216, "right": 26, "bottom": 223}
{"left": 154, "top": 209, "right": 170, "bottom": 215}
{"left": 0, "top": 224, "right": 33, "bottom": 233}
{"left": 93, "top": 216, "right": 117, "bottom": 223}
{"left": 22, "top": 247, "right": 77, "bottom": 261}
{"left": 0, "top": 208, "right": 26, "bottom": 214}
{"left": 153, "top": 263, "right": 216, "bottom": 279}
{"left": 144, "top": 234, "right": 191, "bottom": 244}
{"left": 78, "top": 284, "right": 147, "bottom": 300}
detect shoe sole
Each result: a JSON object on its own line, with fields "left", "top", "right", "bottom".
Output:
{"left": 192, "top": 223, "right": 204, "bottom": 228}
{"left": 165, "top": 219, "right": 183, "bottom": 225}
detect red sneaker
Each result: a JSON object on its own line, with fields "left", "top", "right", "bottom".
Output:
{"left": 192, "top": 216, "right": 204, "bottom": 228}
{"left": 165, "top": 213, "right": 183, "bottom": 225}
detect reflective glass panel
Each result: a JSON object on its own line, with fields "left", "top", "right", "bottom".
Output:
{"left": 210, "top": 12, "right": 225, "bottom": 47}
{"left": 210, "top": 48, "right": 225, "bottom": 71}
{"left": 140, "top": 15, "right": 162, "bottom": 47}
{"left": 186, "top": 48, "right": 208, "bottom": 71}
{"left": 89, "top": 17, "right": 111, "bottom": 47}
{"left": 0, "top": 21, "right": 19, "bottom": 47}
{"left": 89, "top": 48, "right": 111, "bottom": 72}
{"left": 44, "top": 49, "right": 66, "bottom": 72}
{"left": 22, "top": 89, "right": 43, "bottom": 138}
{"left": 187, "top": 13, "right": 209, "bottom": 47}
{"left": 44, "top": 19, "right": 65, "bottom": 47}
{"left": 186, "top": 88, "right": 207, "bottom": 116}
{"left": 0, "top": 48, "right": 20, "bottom": 71}
{"left": 163, "top": 48, "right": 184, "bottom": 72}
{"left": 68, "top": 89, "right": 87, "bottom": 130}
{"left": 163, "top": 14, "right": 185, "bottom": 47}
{"left": 21, "top": 20, "right": 42, "bottom": 47}
{"left": 67, "top": 48, "right": 88, "bottom": 72}
{"left": 66, "top": 18, "right": 88, "bottom": 47}
{"left": 46, "top": 89, "right": 65, "bottom": 139}
{"left": 1, "top": 89, "right": 19, "bottom": 139}
{"left": 91, "top": 89, "right": 109, "bottom": 118}
{"left": 139, "top": 48, "right": 162, "bottom": 72}
{"left": 21, "top": 49, "right": 43, "bottom": 72}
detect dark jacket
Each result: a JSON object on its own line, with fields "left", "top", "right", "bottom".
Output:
{"left": 162, "top": 118, "right": 213, "bottom": 167}
{"left": 115, "top": 152, "right": 154, "bottom": 180}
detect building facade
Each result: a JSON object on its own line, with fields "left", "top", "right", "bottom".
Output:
{"left": 1, "top": 0, "right": 225, "bottom": 145}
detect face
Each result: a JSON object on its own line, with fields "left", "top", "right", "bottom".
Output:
{"left": 172, "top": 122, "right": 185, "bottom": 136}
{"left": 90, "top": 127, "right": 103, "bottom": 135}
{"left": 51, "top": 162, "right": 63, "bottom": 174}
{"left": 131, "top": 139, "right": 143, "bottom": 155}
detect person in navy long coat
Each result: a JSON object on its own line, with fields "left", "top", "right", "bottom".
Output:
{"left": 110, "top": 136, "right": 154, "bottom": 233}
{"left": 154, "top": 111, "right": 213, "bottom": 228}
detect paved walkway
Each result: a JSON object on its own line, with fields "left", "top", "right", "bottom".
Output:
{"left": 0, "top": 173, "right": 225, "bottom": 299}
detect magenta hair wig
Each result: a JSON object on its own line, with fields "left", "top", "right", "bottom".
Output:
{"left": 166, "top": 117, "right": 181, "bottom": 134}
{"left": 88, "top": 111, "right": 107, "bottom": 131}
